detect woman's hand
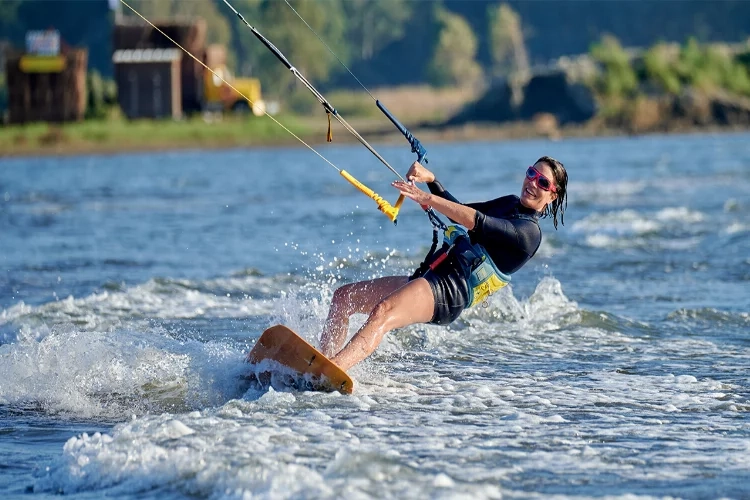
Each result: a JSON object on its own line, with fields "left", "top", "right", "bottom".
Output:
{"left": 405, "top": 161, "right": 435, "bottom": 184}
{"left": 392, "top": 180, "right": 432, "bottom": 206}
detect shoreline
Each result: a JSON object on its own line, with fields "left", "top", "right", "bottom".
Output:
{"left": 1, "top": 118, "right": 748, "bottom": 160}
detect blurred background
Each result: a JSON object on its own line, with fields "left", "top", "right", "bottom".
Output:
{"left": 1, "top": 0, "right": 750, "bottom": 155}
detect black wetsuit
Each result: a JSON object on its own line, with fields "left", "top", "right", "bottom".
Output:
{"left": 411, "top": 180, "right": 542, "bottom": 325}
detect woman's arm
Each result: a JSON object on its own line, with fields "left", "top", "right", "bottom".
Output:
{"left": 392, "top": 180, "right": 477, "bottom": 230}
{"left": 396, "top": 160, "right": 477, "bottom": 228}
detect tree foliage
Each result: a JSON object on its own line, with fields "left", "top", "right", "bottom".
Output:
{"left": 641, "top": 38, "right": 750, "bottom": 97}
{"left": 427, "top": 7, "right": 483, "bottom": 87}
{"left": 590, "top": 34, "right": 638, "bottom": 98}
{"left": 1, "top": 0, "right": 750, "bottom": 101}
{"left": 225, "top": 0, "right": 264, "bottom": 78}
{"left": 255, "top": 0, "right": 348, "bottom": 98}
{"left": 643, "top": 43, "right": 681, "bottom": 95}
{"left": 677, "top": 37, "right": 750, "bottom": 96}
{"left": 125, "top": 0, "right": 231, "bottom": 46}
{"left": 342, "top": 0, "right": 412, "bottom": 60}
{"left": 487, "top": 3, "right": 528, "bottom": 80}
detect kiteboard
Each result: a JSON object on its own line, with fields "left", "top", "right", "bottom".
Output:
{"left": 245, "top": 324, "right": 354, "bottom": 394}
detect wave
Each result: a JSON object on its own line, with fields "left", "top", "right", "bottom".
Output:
{"left": 571, "top": 207, "right": 710, "bottom": 249}
{"left": 0, "top": 275, "right": 592, "bottom": 420}
{"left": 0, "top": 275, "right": 287, "bottom": 335}
{"left": 667, "top": 307, "right": 750, "bottom": 327}
{"left": 0, "top": 326, "right": 249, "bottom": 419}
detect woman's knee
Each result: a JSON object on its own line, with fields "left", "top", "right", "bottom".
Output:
{"left": 368, "top": 298, "right": 397, "bottom": 327}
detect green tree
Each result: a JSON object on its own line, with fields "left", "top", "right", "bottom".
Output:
{"left": 343, "top": 0, "right": 412, "bottom": 60}
{"left": 225, "top": 0, "right": 265, "bottom": 77}
{"left": 256, "top": 0, "right": 348, "bottom": 98}
{"left": 487, "top": 2, "right": 528, "bottom": 81}
{"left": 427, "top": 7, "right": 483, "bottom": 87}
{"left": 643, "top": 43, "right": 681, "bottom": 95}
{"left": 590, "top": 34, "right": 637, "bottom": 98}
{"left": 125, "top": 0, "right": 231, "bottom": 47}
{"left": 676, "top": 38, "right": 750, "bottom": 96}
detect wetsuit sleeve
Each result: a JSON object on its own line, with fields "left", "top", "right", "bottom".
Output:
{"left": 427, "top": 180, "right": 461, "bottom": 204}
{"left": 465, "top": 199, "right": 500, "bottom": 213}
{"left": 471, "top": 211, "right": 541, "bottom": 257}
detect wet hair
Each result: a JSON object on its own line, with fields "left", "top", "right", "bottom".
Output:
{"left": 535, "top": 155, "right": 567, "bottom": 229}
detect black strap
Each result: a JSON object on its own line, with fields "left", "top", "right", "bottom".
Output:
{"left": 409, "top": 226, "right": 441, "bottom": 279}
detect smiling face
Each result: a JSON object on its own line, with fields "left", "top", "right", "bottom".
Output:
{"left": 520, "top": 161, "right": 558, "bottom": 212}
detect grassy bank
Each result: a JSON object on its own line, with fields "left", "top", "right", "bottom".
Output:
{"left": 0, "top": 85, "right": 484, "bottom": 158}
{"left": 0, "top": 114, "right": 313, "bottom": 157}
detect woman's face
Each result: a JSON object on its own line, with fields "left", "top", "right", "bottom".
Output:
{"left": 520, "top": 161, "right": 558, "bottom": 212}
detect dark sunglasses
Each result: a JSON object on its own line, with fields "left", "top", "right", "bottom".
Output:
{"left": 526, "top": 166, "right": 557, "bottom": 192}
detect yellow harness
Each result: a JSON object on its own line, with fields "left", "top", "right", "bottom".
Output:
{"left": 442, "top": 226, "right": 511, "bottom": 307}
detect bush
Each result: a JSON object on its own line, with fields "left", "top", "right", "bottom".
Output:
{"left": 643, "top": 43, "right": 681, "bottom": 95}
{"left": 677, "top": 38, "right": 750, "bottom": 96}
{"left": 590, "top": 34, "right": 638, "bottom": 98}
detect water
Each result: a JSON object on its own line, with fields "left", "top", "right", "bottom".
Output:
{"left": 1, "top": 132, "right": 749, "bottom": 499}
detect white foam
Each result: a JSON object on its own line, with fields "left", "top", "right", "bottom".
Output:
{"left": 0, "top": 276, "right": 278, "bottom": 332}
{"left": 0, "top": 327, "right": 248, "bottom": 418}
{"left": 572, "top": 209, "right": 661, "bottom": 236}
{"left": 571, "top": 207, "right": 711, "bottom": 249}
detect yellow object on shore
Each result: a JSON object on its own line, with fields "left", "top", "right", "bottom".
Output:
{"left": 19, "top": 55, "right": 66, "bottom": 73}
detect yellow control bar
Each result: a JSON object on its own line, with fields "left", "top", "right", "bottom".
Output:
{"left": 340, "top": 170, "right": 400, "bottom": 223}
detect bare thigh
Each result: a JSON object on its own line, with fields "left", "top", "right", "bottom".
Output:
{"left": 335, "top": 275, "right": 410, "bottom": 316}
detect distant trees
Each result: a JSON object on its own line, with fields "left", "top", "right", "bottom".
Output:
{"left": 676, "top": 38, "right": 750, "bottom": 96}
{"left": 642, "top": 43, "right": 682, "bottom": 95}
{"left": 586, "top": 32, "right": 750, "bottom": 130}
{"left": 255, "top": 0, "right": 348, "bottom": 99}
{"left": 2, "top": 0, "right": 749, "bottom": 103}
{"left": 594, "top": 34, "right": 750, "bottom": 99}
{"left": 590, "top": 34, "right": 638, "bottom": 99}
{"left": 124, "top": 0, "right": 232, "bottom": 46}
{"left": 427, "top": 7, "right": 482, "bottom": 87}
{"left": 225, "top": 0, "right": 264, "bottom": 78}
{"left": 343, "top": 0, "right": 412, "bottom": 61}
{"left": 487, "top": 3, "right": 528, "bottom": 82}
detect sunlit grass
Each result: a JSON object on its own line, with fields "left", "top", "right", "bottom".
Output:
{"left": 0, "top": 85, "right": 485, "bottom": 156}
{"left": 323, "top": 85, "right": 480, "bottom": 123}
{"left": 0, "top": 113, "right": 312, "bottom": 156}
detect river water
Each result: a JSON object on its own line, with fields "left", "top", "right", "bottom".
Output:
{"left": 1, "top": 132, "right": 749, "bottom": 499}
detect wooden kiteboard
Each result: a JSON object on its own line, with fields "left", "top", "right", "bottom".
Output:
{"left": 245, "top": 324, "right": 354, "bottom": 394}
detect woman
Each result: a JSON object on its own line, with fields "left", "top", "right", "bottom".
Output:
{"left": 320, "top": 156, "right": 568, "bottom": 371}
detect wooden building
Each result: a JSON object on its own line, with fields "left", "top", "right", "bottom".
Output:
{"left": 112, "top": 19, "right": 207, "bottom": 115}
{"left": 113, "top": 48, "right": 182, "bottom": 119}
{"left": 5, "top": 32, "right": 87, "bottom": 124}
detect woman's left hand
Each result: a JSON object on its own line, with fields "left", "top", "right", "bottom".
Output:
{"left": 392, "top": 180, "right": 431, "bottom": 206}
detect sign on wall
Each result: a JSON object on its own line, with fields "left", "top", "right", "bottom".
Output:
{"left": 25, "top": 30, "right": 61, "bottom": 56}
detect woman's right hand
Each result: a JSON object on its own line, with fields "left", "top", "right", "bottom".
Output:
{"left": 405, "top": 161, "right": 435, "bottom": 184}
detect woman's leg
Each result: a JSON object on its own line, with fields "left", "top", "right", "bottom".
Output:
{"left": 331, "top": 277, "right": 435, "bottom": 371}
{"left": 320, "top": 276, "right": 409, "bottom": 357}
